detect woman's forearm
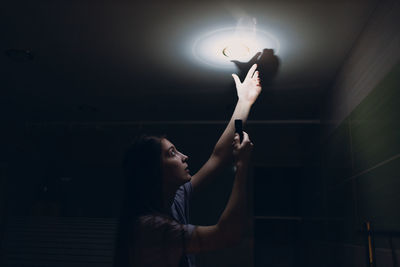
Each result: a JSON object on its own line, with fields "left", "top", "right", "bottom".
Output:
{"left": 216, "top": 161, "right": 249, "bottom": 245}
{"left": 212, "top": 101, "right": 252, "bottom": 162}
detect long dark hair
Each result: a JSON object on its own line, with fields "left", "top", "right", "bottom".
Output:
{"left": 114, "top": 135, "right": 165, "bottom": 267}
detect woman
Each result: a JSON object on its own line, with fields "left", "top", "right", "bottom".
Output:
{"left": 114, "top": 64, "right": 261, "bottom": 267}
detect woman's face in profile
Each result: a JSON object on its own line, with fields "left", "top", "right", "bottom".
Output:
{"left": 161, "top": 138, "right": 191, "bottom": 187}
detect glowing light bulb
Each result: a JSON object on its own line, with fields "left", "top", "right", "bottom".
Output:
{"left": 222, "top": 42, "right": 250, "bottom": 59}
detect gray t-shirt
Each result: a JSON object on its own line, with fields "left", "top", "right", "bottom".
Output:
{"left": 171, "top": 182, "right": 196, "bottom": 267}
{"left": 133, "top": 182, "right": 196, "bottom": 267}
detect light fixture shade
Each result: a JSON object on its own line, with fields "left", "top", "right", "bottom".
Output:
{"left": 192, "top": 27, "right": 279, "bottom": 68}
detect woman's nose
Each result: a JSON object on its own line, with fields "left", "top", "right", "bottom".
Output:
{"left": 181, "top": 153, "right": 189, "bottom": 162}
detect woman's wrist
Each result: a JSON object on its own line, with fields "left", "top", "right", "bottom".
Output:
{"left": 235, "top": 160, "right": 250, "bottom": 170}
{"left": 237, "top": 99, "right": 253, "bottom": 108}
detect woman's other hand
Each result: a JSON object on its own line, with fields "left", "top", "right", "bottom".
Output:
{"left": 232, "top": 64, "right": 262, "bottom": 106}
{"left": 232, "top": 131, "right": 253, "bottom": 166}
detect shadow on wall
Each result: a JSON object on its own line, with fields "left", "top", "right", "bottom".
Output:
{"left": 232, "top": 48, "right": 280, "bottom": 87}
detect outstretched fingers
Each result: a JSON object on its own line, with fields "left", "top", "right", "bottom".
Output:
{"left": 245, "top": 64, "right": 258, "bottom": 81}
{"left": 232, "top": 74, "right": 241, "bottom": 87}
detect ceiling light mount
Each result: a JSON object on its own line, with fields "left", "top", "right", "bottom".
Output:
{"left": 222, "top": 43, "right": 250, "bottom": 59}
{"left": 191, "top": 27, "right": 279, "bottom": 69}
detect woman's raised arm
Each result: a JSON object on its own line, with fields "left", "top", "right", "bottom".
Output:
{"left": 187, "top": 132, "right": 253, "bottom": 253}
{"left": 191, "top": 64, "right": 261, "bottom": 192}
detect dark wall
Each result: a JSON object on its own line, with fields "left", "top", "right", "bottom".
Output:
{"left": 311, "top": 63, "right": 400, "bottom": 267}
{"left": 302, "top": 7, "right": 400, "bottom": 264}
{"left": 302, "top": 0, "right": 400, "bottom": 265}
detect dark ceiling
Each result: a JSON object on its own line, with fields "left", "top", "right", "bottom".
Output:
{"left": 1, "top": 0, "right": 378, "bottom": 122}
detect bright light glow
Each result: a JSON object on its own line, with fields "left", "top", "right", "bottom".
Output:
{"left": 222, "top": 41, "right": 250, "bottom": 60}
{"left": 191, "top": 26, "right": 280, "bottom": 69}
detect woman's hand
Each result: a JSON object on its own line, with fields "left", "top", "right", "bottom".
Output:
{"left": 232, "top": 131, "right": 254, "bottom": 167}
{"left": 232, "top": 64, "right": 262, "bottom": 106}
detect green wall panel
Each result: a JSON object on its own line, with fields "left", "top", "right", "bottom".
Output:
{"left": 317, "top": 62, "right": 400, "bottom": 247}
{"left": 356, "top": 156, "right": 400, "bottom": 231}
{"left": 350, "top": 62, "right": 400, "bottom": 173}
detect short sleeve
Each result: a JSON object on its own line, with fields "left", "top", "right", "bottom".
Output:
{"left": 132, "top": 215, "right": 194, "bottom": 267}
{"left": 184, "top": 181, "right": 193, "bottom": 198}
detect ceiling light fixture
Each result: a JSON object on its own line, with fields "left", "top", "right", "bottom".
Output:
{"left": 222, "top": 42, "right": 250, "bottom": 59}
{"left": 191, "top": 19, "right": 279, "bottom": 69}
